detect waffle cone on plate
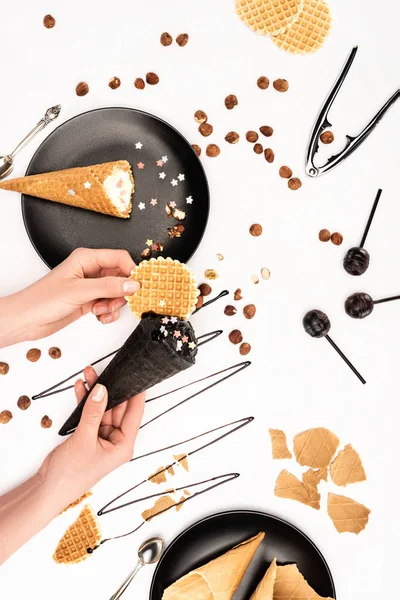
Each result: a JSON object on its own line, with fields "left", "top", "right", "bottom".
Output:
{"left": 0, "top": 160, "right": 134, "bottom": 218}
{"left": 162, "top": 532, "right": 265, "bottom": 599}
{"left": 271, "top": 0, "right": 332, "bottom": 54}
{"left": 59, "top": 313, "right": 198, "bottom": 435}
{"left": 274, "top": 564, "right": 334, "bottom": 599}
{"left": 235, "top": 0, "right": 304, "bottom": 37}
{"left": 250, "top": 558, "right": 277, "bottom": 599}
{"left": 53, "top": 505, "right": 101, "bottom": 564}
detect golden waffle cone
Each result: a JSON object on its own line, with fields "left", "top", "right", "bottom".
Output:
{"left": 0, "top": 160, "right": 134, "bottom": 218}
{"left": 235, "top": 0, "right": 304, "bottom": 37}
{"left": 274, "top": 564, "right": 334, "bottom": 599}
{"left": 250, "top": 558, "right": 277, "bottom": 599}
{"left": 126, "top": 257, "right": 199, "bottom": 320}
{"left": 53, "top": 505, "right": 102, "bottom": 564}
{"left": 327, "top": 492, "right": 370, "bottom": 534}
{"left": 293, "top": 427, "right": 340, "bottom": 469}
{"left": 329, "top": 444, "right": 366, "bottom": 487}
{"left": 61, "top": 491, "right": 92, "bottom": 513}
{"left": 163, "top": 532, "right": 265, "bottom": 599}
{"left": 271, "top": 0, "right": 332, "bottom": 54}
{"left": 269, "top": 429, "right": 292, "bottom": 459}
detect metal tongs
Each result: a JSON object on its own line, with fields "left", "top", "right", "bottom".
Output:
{"left": 306, "top": 46, "right": 399, "bottom": 177}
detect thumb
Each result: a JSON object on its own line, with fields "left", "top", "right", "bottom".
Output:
{"left": 77, "top": 384, "right": 108, "bottom": 437}
{"left": 72, "top": 276, "right": 140, "bottom": 303}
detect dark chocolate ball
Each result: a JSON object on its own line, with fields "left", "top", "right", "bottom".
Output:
{"left": 303, "top": 309, "right": 331, "bottom": 338}
{"left": 345, "top": 292, "right": 374, "bottom": 319}
{"left": 343, "top": 247, "right": 370, "bottom": 276}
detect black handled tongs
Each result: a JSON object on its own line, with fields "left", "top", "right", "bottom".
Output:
{"left": 306, "top": 46, "right": 399, "bottom": 178}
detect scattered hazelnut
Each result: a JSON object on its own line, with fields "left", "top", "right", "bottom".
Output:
{"left": 194, "top": 110, "right": 208, "bottom": 124}
{"left": 199, "top": 123, "right": 213, "bottom": 137}
{"left": 216, "top": 253, "right": 224, "bottom": 261}
{"left": 141, "top": 248, "right": 151, "bottom": 258}
{"left": 134, "top": 78, "right": 145, "bottom": 90}
{"left": 225, "top": 94, "right": 238, "bottom": 110}
{"left": 320, "top": 131, "right": 334, "bottom": 144}
{"left": 273, "top": 78, "right": 289, "bottom": 92}
{"left": 196, "top": 295, "right": 204, "bottom": 309}
{"left": 251, "top": 274, "right": 260, "bottom": 284}
{"left": 243, "top": 304, "right": 256, "bottom": 319}
{"left": 160, "top": 32, "right": 173, "bottom": 46}
{"left": 199, "top": 283, "right": 212, "bottom": 296}
{"left": 264, "top": 148, "right": 275, "bottom": 163}
{"left": 0, "top": 410, "right": 12, "bottom": 424}
{"left": 259, "top": 126, "right": 273, "bottom": 137}
{"left": 261, "top": 267, "right": 271, "bottom": 280}
{"left": 224, "top": 305, "right": 237, "bottom": 316}
{"left": 206, "top": 144, "right": 220, "bottom": 157}
{"left": 229, "top": 329, "right": 243, "bottom": 345}
{"left": 146, "top": 72, "right": 160, "bottom": 85}
{"left": 192, "top": 144, "right": 201, "bottom": 156}
{"left": 254, "top": 143, "right": 263, "bottom": 155}
{"left": 17, "top": 395, "right": 31, "bottom": 411}
{"left": 246, "top": 131, "right": 258, "bottom": 143}
{"left": 279, "top": 166, "right": 292, "bottom": 178}
{"left": 75, "top": 82, "right": 89, "bottom": 97}
{"left": 234, "top": 288, "right": 243, "bottom": 301}
{"left": 0, "top": 362, "right": 9, "bottom": 375}
{"left": 257, "top": 76, "right": 269, "bottom": 90}
{"left": 288, "top": 177, "right": 302, "bottom": 190}
{"left": 41, "top": 415, "right": 53, "bottom": 429}
{"left": 225, "top": 131, "right": 240, "bottom": 144}
{"left": 249, "top": 223, "right": 262, "bottom": 237}
{"left": 27, "top": 349, "right": 41, "bottom": 363}
{"left": 174, "top": 224, "right": 185, "bottom": 235}
{"left": 43, "top": 14, "right": 56, "bottom": 28}
{"left": 331, "top": 232, "right": 343, "bottom": 246}
{"left": 240, "top": 342, "right": 251, "bottom": 356}
{"left": 319, "top": 229, "right": 331, "bottom": 242}
{"left": 205, "top": 269, "right": 219, "bottom": 280}
{"left": 152, "top": 242, "right": 164, "bottom": 252}
{"left": 49, "top": 347, "right": 62, "bottom": 359}
{"left": 108, "top": 76, "right": 121, "bottom": 90}
{"left": 176, "top": 33, "right": 189, "bottom": 47}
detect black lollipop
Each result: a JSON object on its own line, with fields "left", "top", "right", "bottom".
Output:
{"left": 343, "top": 188, "right": 382, "bottom": 276}
{"left": 303, "top": 309, "right": 366, "bottom": 384}
{"left": 345, "top": 292, "right": 400, "bottom": 319}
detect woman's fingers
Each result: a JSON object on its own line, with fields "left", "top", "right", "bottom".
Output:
{"left": 68, "top": 248, "right": 136, "bottom": 278}
{"left": 74, "top": 366, "right": 98, "bottom": 405}
{"left": 121, "top": 392, "right": 146, "bottom": 439}
{"left": 92, "top": 298, "right": 126, "bottom": 317}
{"left": 84, "top": 366, "right": 98, "bottom": 387}
{"left": 97, "top": 309, "right": 121, "bottom": 325}
{"left": 74, "top": 379, "right": 87, "bottom": 403}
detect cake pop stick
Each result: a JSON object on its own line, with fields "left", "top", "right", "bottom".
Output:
{"left": 345, "top": 292, "right": 400, "bottom": 319}
{"left": 303, "top": 309, "right": 366, "bottom": 384}
{"left": 343, "top": 188, "right": 382, "bottom": 275}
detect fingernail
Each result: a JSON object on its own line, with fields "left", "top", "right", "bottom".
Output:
{"left": 102, "top": 315, "right": 113, "bottom": 324}
{"left": 93, "top": 304, "right": 108, "bottom": 316}
{"left": 91, "top": 384, "right": 105, "bottom": 402}
{"left": 123, "top": 280, "right": 140, "bottom": 294}
{"left": 112, "top": 300, "right": 125, "bottom": 313}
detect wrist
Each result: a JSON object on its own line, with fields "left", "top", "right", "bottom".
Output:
{"left": 0, "top": 293, "right": 31, "bottom": 349}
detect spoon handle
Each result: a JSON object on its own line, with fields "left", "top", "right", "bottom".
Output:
{"left": 109, "top": 558, "right": 144, "bottom": 600}
{"left": 9, "top": 105, "right": 61, "bottom": 159}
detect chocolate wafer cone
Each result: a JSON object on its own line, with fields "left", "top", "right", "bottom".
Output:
{"left": 59, "top": 313, "right": 197, "bottom": 436}
{"left": 0, "top": 160, "right": 134, "bottom": 218}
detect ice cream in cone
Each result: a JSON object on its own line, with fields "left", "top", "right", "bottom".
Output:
{"left": 162, "top": 532, "right": 265, "bottom": 599}
{"left": 0, "top": 160, "right": 134, "bottom": 218}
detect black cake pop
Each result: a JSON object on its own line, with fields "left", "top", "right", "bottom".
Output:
{"left": 345, "top": 292, "right": 400, "bottom": 319}
{"left": 343, "top": 188, "right": 382, "bottom": 276}
{"left": 303, "top": 309, "right": 366, "bottom": 384}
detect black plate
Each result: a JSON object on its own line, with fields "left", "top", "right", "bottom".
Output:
{"left": 22, "top": 107, "right": 209, "bottom": 268}
{"left": 150, "top": 510, "right": 336, "bottom": 599}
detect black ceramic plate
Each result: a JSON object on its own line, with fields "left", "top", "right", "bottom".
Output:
{"left": 22, "top": 108, "right": 209, "bottom": 268}
{"left": 150, "top": 510, "right": 336, "bottom": 599}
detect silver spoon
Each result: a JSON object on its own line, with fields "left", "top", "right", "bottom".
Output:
{"left": 109, "top": 536, "right": 164, "bottom": 600}
{"left": 0, "top": 105, "right": 61, "bottom": 180}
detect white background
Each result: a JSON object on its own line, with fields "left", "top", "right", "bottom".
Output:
{"left": 0, "top": 0, "right": 399, "bottom": 598}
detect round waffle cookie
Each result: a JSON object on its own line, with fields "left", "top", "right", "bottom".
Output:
{"left": 235, "top": 0, "right": 304, "bottom": 37}
{"left": 53, "top": 505, "right": 101, "bottom": 564}
{"left": 272, "top": 0, "right": 331, "bottom": 54}
{"left": 126, "top": 257, "right": 198, "bottom": 320}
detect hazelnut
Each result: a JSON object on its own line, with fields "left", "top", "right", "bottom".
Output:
{"left": 141, "top": 248, "right": 151, "bottom": 258}
{"left": 234, "top": 288, "right": 243, "bottom": 301}
{"left": 192, "top": 144, "right": 201, "bottom": 157}
{"left": 273, "top": 78, "right": 289, "bottom": 92}
{"left": 17, "top": 395, "right": 31, "bottom": 411}
{"left": 229, "top": 329, "right": 243, "bottom": 345}
{"left": 174, "top": 224, "right": 185, "bottom": 235}
{"left": 196, "top": 295, "right": 204, "bottom": 309}
{"left": 249, "top": 223, "right": 262, "bottom": 237}
{"left": 27, "top": 348, "right": 41, "bottom": 363}
{"left": 259, "top": 126, "right": 273, "bottom": 137}
{"left": 0, "top": 410, "right": 12, "bottom": 424}
{"left": 176, "top": 33, "right": 189, "bottom": 46}
{"left": 257, "top": 76, "right": 269, "bottom": 90}
{"left": 320, "top": 131, "right": 334, "bottom": 144}
{"left": 264, "top": 148, "right": 275, "bottom": 163}
{"left": 108, "top": 76, "right": 121, "bottom": 90}
{"left": 41, "top": 415, "right": 53, "bottom": 429}
{"left": 246, "top": 131, "right": 258, "bottom": 143}
{"left": 288, "top": 177, "right": 302, "bottom": 190}
{"left": 152, "top": 242, "right": 164, "bottom": 252}
{"left": 254, "top": 143, "right": 263, "bottom": 155}
{"left": 279, "top": 165, "right": 292, "bottom": 178}
{"left": 199, "top": 123, "right": 213, "bottom": 137}
{"left": 331, "top": 232, "right": 343, "bottom": 246}
{"left": 319, "top": 228, "right": 331, "bottom": 242}
{"left": 160, "top": 32, "right": 173, "bottom": 46}
{"left": 206, "top": 144, "right": 220, "bottom": 157}
{"left": 261, "top": 267, "right": 271, "bottom": 280}
{"left": 194, "top": 110, "right": 208, "bottom": 124}
{"left": 225, "top": 94, "right": 238, "bottom": 110}
{"left": 205, "top": 269, "right": 219, "bottom": 280}
{"left": 49, "top": 347, "right": 62, "bottom": 359}
{"left": 43, "top": 14, "right": 56, "bottom": 28}
{"left": 199, "top": 283, "right": 212, "bottom": 296}
{"left": 0, "top": 362, "right": 9, "bottom": 375}
{"left": 243, "top": 304, "right": 256, "bottom": 319}
{"left": 239, "top": 342, "right": 251, "bottom": 356}
{"left": 224, "top": 305, "right": 237, "bottom": 316}
{"left": 75, "top": 82, "right": 89, "bottom": 97}
{"left": 251, "top": 274, "right": 260, "bottom": 284}
{"left": 225, "top": 131, "right": 240, "bottom": 144}
{"left": 216, "top": 253, "right": 224, "bottom": 261}
{"left": 146, "top": 72, "right": 160, "bottom": 85}
{"left": 134, "top": 78, "right": 145, "bottom": 90}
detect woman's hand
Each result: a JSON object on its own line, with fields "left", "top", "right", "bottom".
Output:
{"left": 0, "top": 247, "right": 140, "bottom": 348}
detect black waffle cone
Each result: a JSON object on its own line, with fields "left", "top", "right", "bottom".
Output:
{"left": 59, "top": 314, "right": 197, "bottom": 436}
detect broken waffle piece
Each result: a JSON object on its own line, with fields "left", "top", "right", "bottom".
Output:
{"left": 274, "top": 563, "right": 334, "bottom": 599}
{"left": 142, "top": 495, "right": 177, "bottom": 522}
{"left": 329, "top": 444, "right": 366, "bottom": 487}
{"left": 302, "top": 467, "right": 328, "bottom": 489}
{"left": 148, "top": 467, "right": 168, "bottom": 485}
{"left": 327, "top": 493, "right": 370, "bottom": 534}
{"left": 235, "top": 0, "right": 304, "bottom": 37}
{"left": 61, "top": 491, "right": 92, "bottom": 513}
{"left": 294, "top": 427, "right": 340, "bottom": 468}
{"left": 274, "top": 470, "right": 320, "bottom": 510}
{"left": 250, "top": 558, "right": 277, "bottom": 600}
{"left": 269, "top": 429, "right": 292, "bottom": 459}
{"left": 174, "top": 453, "right": 189, "bottom": 471}
{"left": 53, "top": 505, "right": 101, "bottom": 564}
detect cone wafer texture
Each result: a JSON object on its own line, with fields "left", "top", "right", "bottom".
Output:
{"left": 53, "top": 505, "right": 101, "bottom": 564}
{"left": 250, "top": 558, "right": 277, "bottom": 599}
{"left": 269, "top": 429, "right": 292, "bottom": 459}
{"left": 294, "top": 427, "right": 339, "bottom": 468}
{"left": 236, "top": 0, "right": 304, "bottom": 36}
{"left": 329, "top": 444, "right": 366, "bottom": 487}
{"left": 271, "top": 0, "right": 331, "bottom": 54}
{"left": 274, "top": 563, "right": 334, "bottom": 599}
{"left": 327, "top": 492, "right": 370, "bottom": 534}
{"left": 274, "top": 470, "right": 320, "bottom": 509}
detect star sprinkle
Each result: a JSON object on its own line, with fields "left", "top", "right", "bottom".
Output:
{"left": 173, "top": 330, "right": 182, "bottom": 338}
{"left": 137, "top": 162, "right": 145, "bottom": 169}
{"left": 170, "top": 201, "right": 177, "bottom": 208}
{"left": 160, "top": 326, "right": 166, "bottom": 334}
{"left": 150, "top": 198, "right": 158, "bottom": 206}
{"left": 161, "top": 317, "right": 169, "bottom": 325}
{"left": 171, "top": 179, "right": 178, "bottom": 187}
{"left": 186, "top": 196, "right": 193, "bottom": 204}
{"left": 176, "top": 340, "right": 183, "bottom": 351}
{"left": 162, "top": 155, "right": 168, "bottom": 163}
{"left": 188, "top": 342, "right": 196, "bottom": 349}
{"left": 156, "top": 159, "right": 164, "bottom": 167}
{"left": 68, "top": 189, "right": 75, "bottom": 196}
{"left": 138, "top": 202, "right": 146, "bottom": 210}
{"left": 177, "top": 174, "right": 185, "bottom": 182}
{"left": 135, "top": 142, "right": 143, "bottom": 149}
{"left": 146, "top": 239, "right": 153, "bottom": 247}
{"left": 83, "top": 181, "right": 91, "bottom": 189}
{"left": 159, "top": 299, "right": 166, "bottom": 307}
{"left": 170, "top": 317, "right": 178, "bottom": 324}
{"left": 159, "top": 172, "right": 166, "bottom": 179}
{"left": 181, "top": 335, "right": 189, "bottom": 343}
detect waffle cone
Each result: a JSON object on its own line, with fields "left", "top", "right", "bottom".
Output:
{"left": 271, "top": 0, "right": 331, "bottom": 54}
{"left": 250, "top": 558, "right": 277, "bottom": 599}
{"left": 274, "top": 564, "right": 334, "bottom": 599}
{"left": 0, "top": 160, "right": 134, "bottom": 218}
{"left": 235, "top": 0, "right": 304, "bottom": 37}
{"left": 53, "top": 505, "right": 101, "bottom": 564}
{"left": 163, "top": 532, "right": 265, "bottom": 599}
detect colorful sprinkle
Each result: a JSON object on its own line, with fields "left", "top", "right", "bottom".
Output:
{"left": 181, "top": 335, "right": 189, "bottom": 343}
{"left": 135, "top": 142, "right": 143, "bottom": 149}
{"left": 188, "top": 342, "right": 196, "bottom": 350}
{"left": 177, "top": 174, "right": 185, "bottom": 181}
{"left": 162, "top": 155, "right": 168, "bottom": 163}
{"left": 170, "top": 317, "right": 178, "bottom": 324}
{"left": 186, "top": 196, "right": 193, "bottom": 204}
{"left": 161, "top": 317, "right": 169, "bottom": 324}
{"left": 150, "top": 198, "right": 158, "bottom": 206}
{"left": 138, "top": 202, "right": 146, "bottom": 210}
{"left": 173, "top": 330, "right": 182, "bottom": 338}
{"left": 84, "top": 181, "right": 91, "bottom": 189}
{"left": 170, "top": 201, "right": 177, "bottom": 208}
{"left": 176, "top": 340, "right": 183, "bottom": 351}
{"left": 159, "top": 172, "right": 166, "bottom": 179}
{"left": 137, "top": 162, "right": 145, "bottom": 169}
{"left": 146, "top": 239, "right": 153, "bottom": 247}
{"left": 156, "top": 159, "right": 164, "bottom": 167}
{"left": 159, "top": 299, "right": 166, "bottom": 307}
{"left": 171, "top": 179, "right": 178, "bottom": 187}
{"left": 160, "top": 326, "right": 166, "bottom": 333}
{"left": 68, "top": 189, "right": 75, "bottom": 196}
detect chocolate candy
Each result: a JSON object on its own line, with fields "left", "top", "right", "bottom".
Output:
{"left": 345, "top": 292, "right": 374, "bottom": 319}
{"left": 303, "top": 309, "right": 331, "bottom": 338}
{"left": 343, "top": 247, "right": 370, "bottom": 276}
